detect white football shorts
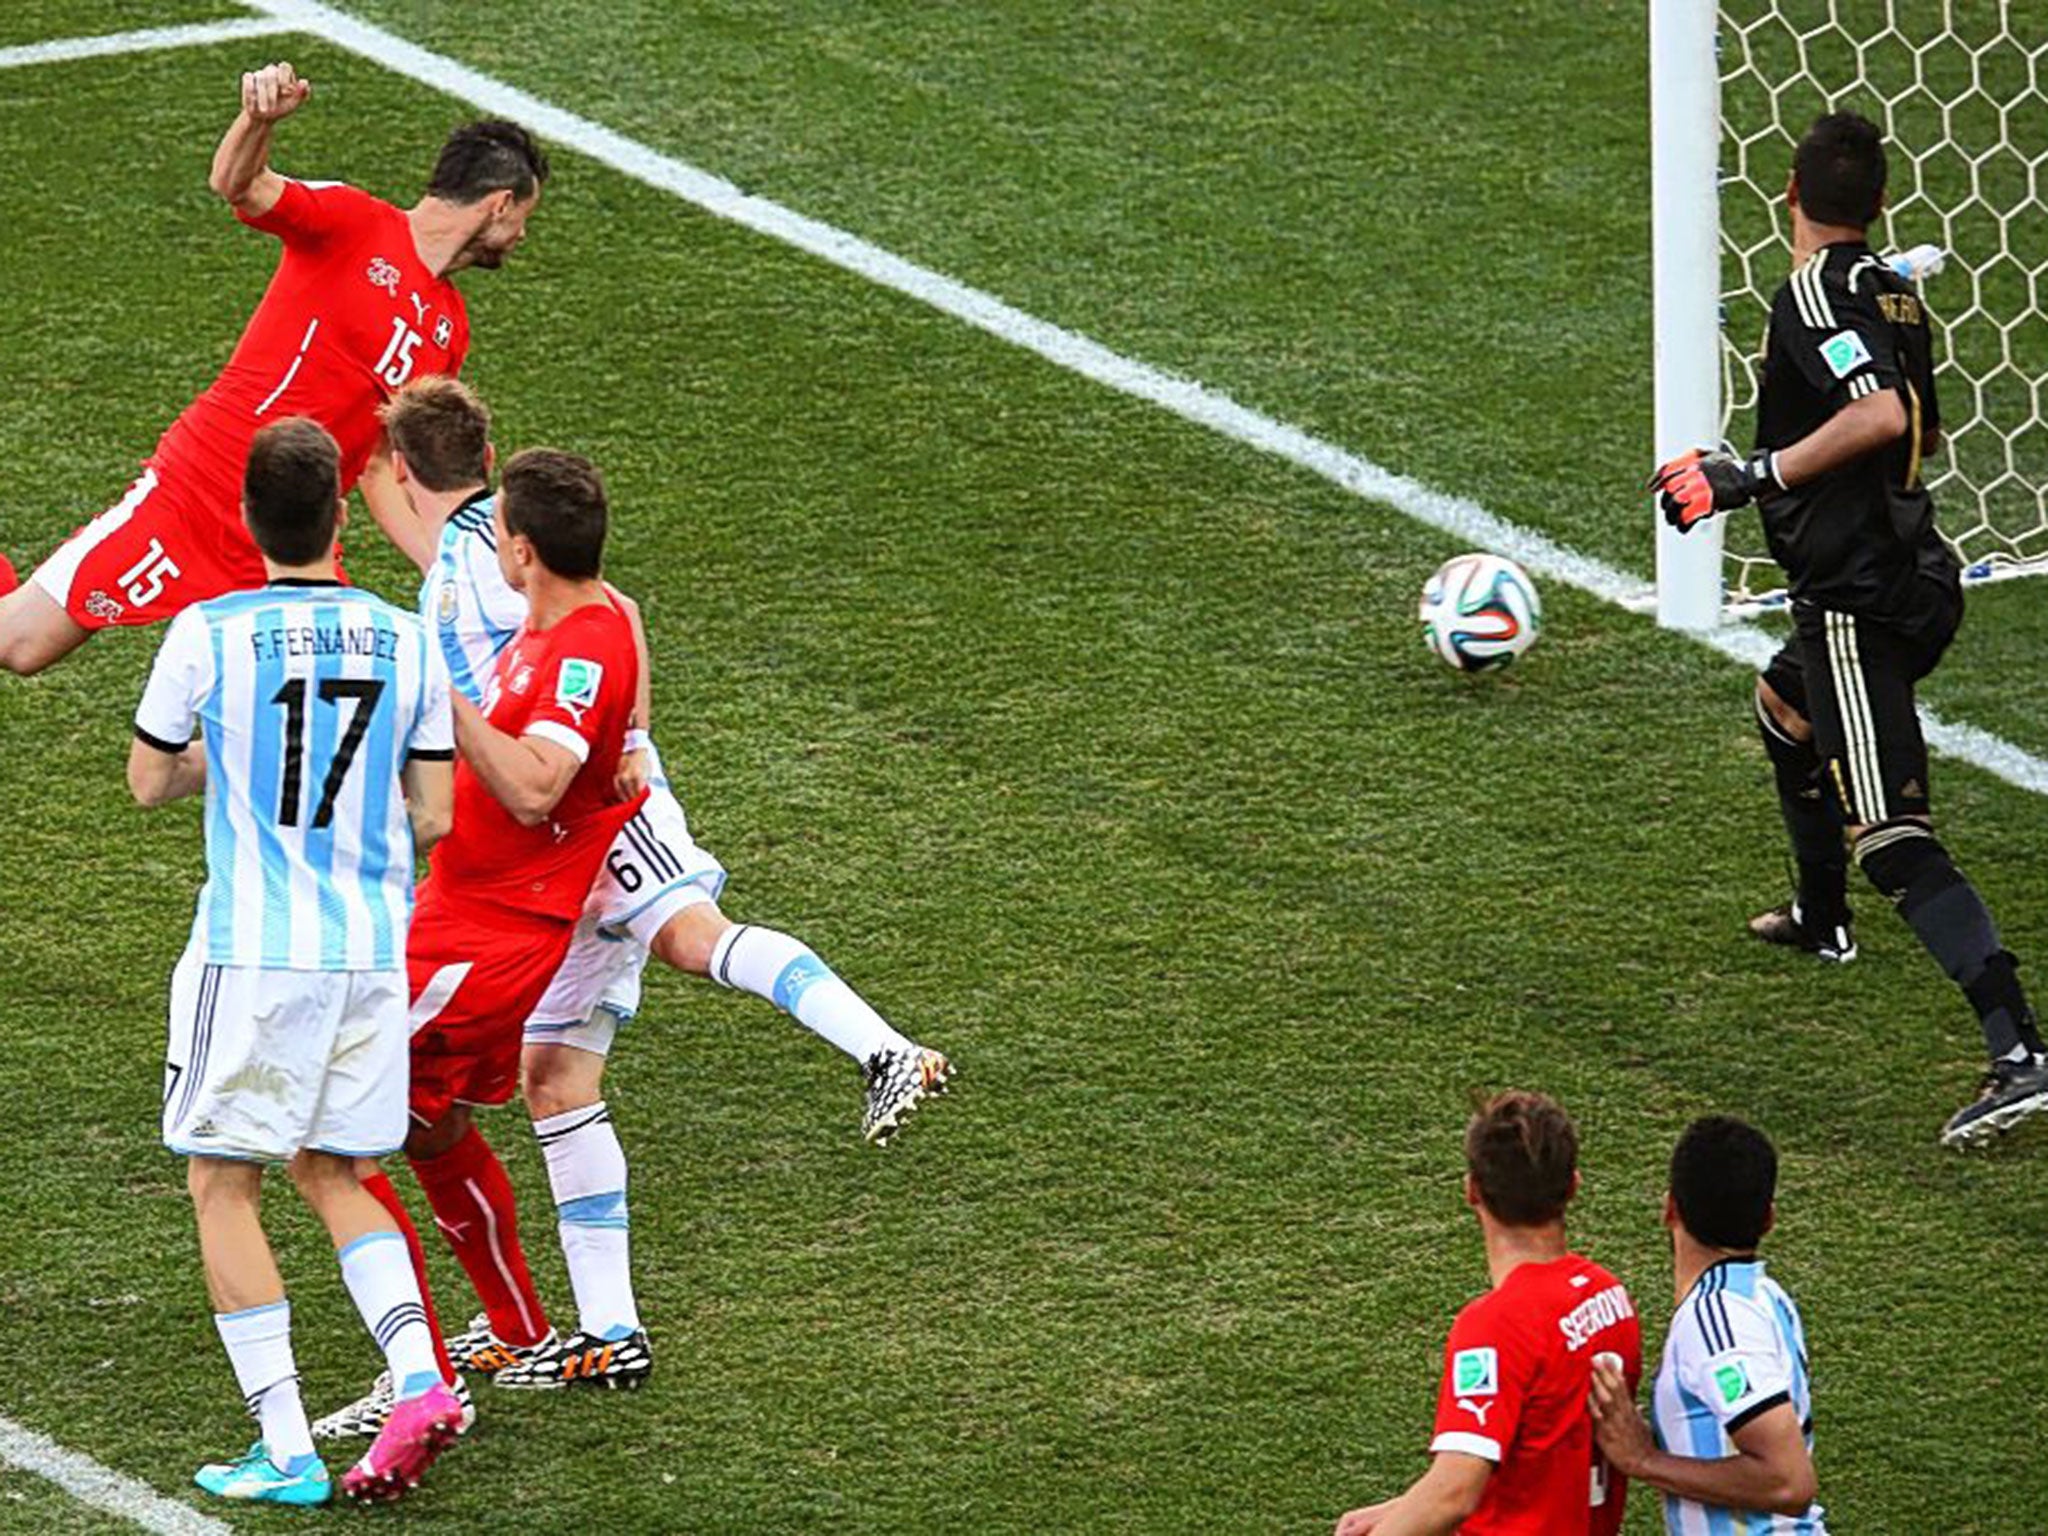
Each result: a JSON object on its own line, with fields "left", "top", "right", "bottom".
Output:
{"left": 524, "top": 755, "right": 726, "bottom": 1054}
{"left": 162, "top": 940, "right": 409, "bottom": 1162}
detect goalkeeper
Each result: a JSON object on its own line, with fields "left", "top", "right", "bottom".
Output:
{"left": 1651, "top": 111, "right": 2047, "bottom": 1147}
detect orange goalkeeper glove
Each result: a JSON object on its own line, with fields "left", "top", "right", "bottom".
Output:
{"left": 1649, "top": 448, "right": 1783, "bottom": 532}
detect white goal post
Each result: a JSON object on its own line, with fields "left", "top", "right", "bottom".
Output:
{"left": 1651, "top": 0, "right": 2048, "bottom": 627}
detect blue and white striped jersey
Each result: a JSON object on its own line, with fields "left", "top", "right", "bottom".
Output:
{"left": 135, "top": 581, "right": 454, "bottom": 971}
{"left": 1650, "top": 1257, "right": 1827, "bottom": 1536}
{"left": 419, "top": 491, "right": 526, "bottom": 708}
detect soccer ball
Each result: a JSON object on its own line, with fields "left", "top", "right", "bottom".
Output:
{"left": 1418, "top": 553, "right": 1541, "bottom": 672}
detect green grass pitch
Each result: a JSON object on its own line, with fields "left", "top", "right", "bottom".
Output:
{"left": 1, "top": 3, "right": 2044, "bottom": 1530}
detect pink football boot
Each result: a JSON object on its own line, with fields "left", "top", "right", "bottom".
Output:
{"left": 341, "top": 1382, "right": 463, "bottom": 1503}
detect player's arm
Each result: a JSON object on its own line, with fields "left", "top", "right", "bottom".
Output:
{"left": 1340, "top": 1313, "right": 1519, "bottom": 1536}
{"left": 1334, "top": 1453, "right": 1489, "bottom": 1536}
{"left": 605, "top": 585, "right": 653, "bottom": 802}
{"left": 130, "top": 610, "right": 211, "bottom": 807}
{"left": 1769, "top": 388, "right": 1908, "bottom": 485}
{"left": 208, "top": 61, "right": 311, "bottom": 216}
{"left": 128, "top": 735, "right": 206, "bottom": 807}
{"left": 1654, "top": 269, "right": 1909, "bottom": 528}
{"left": 403, "top": 639, "right": 457, "bottom": 847}
{"left": 1590, "top": 1359, "right": 1816, "bottom": 1517}
{"left": 1652, "top": 390, "right": 1907, "bottom": 528}
{"left": 452, "top": 693, "right": 581, "bottom": 826}
{"left": 360, "top": 442, "right": 436, "bottom": 573}
{"left": 401, "top": 757, "right": 454, "bottom": 849}
{"left": 606, "top": 587, "right": 652, "bottom": 734}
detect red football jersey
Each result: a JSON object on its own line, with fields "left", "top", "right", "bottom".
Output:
{"left": 430, "top": 597, "right": 644, "bottom": 922}
{"left": 149, "top": 179, "right": 471, "bottom": 514}
{"left": 1427, "top": 1254, "right": 1643, "bottom": 1536}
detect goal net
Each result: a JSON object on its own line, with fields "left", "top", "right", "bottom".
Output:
{"left": 1658, "top": 1, "right": 2048, "bottom": 619}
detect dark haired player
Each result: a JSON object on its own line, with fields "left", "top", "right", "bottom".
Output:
{"left": 313, "top": 378, "right": 955, "bottom": 1437}
{"left": 341, "top": 447, "right": 647, "bottom": 1434}
{"left": 128, "top": 417, "right": 461, "bottom": 1506}
{"left": 1333, "top": 1092, "right": 1641, "bottom": 1536}
{"left": 0, "top": 60, "right": 548, "bottom": 674}
{"left": 1589, "top": 1118, "right": 1826, "bottom": 1534}
{"left": 1651, "top": 111, "right": 2048, "bottom": 1146}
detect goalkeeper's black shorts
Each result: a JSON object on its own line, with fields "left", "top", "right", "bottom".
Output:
{"left": 1761, "top": 578, "right": 1961, "bottom": 825}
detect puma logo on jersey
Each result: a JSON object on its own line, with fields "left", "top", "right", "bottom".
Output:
{"left": 1456, "top": 1397, "right": 1493, "bottom": 1426}
{"left": 410, "top": 291, "right": 428, "bottom": 324}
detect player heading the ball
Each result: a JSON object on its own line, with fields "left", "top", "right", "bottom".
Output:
{"left": 128, "top": 416, "right": 464, "bottom": 1507}
{"left": 0, "top": 60, "right": 547, "bottom": 675}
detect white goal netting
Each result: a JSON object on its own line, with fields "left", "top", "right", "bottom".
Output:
{"left": 1717, "top": 1, "right": 2048, "bottom": 609}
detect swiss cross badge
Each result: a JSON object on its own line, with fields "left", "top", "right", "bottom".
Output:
{"left": 434, "top": 315, "right": 453, "bottom": 348}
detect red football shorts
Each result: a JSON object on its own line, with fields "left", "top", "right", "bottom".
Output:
{"left": 406, "top": 884, "right": 575, "bottom": 1126}
{"left": 28, "top": 466, "right": 265, "bottom": 629}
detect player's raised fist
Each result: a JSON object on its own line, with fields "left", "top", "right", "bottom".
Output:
{"left": 241, "top": 61, "right": 311, "bottom": 124}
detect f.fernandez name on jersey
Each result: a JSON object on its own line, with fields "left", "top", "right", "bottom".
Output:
{"left": 250, "top": 620, "right": 402, "bottom": 663}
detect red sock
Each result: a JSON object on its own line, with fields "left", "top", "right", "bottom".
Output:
{"left": 0, "top": 553, "right": 17, "bottom": 599}
{"left": 360, "top": 1170, "right": 458, "bottom": 1386}
{"left": 409, "top": 1126, "right": 550, "bottom": 1347}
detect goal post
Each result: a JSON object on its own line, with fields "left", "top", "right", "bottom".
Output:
{"left": 1650, "top": 0, "right": 1726, "bottom": 630}
{"left": 1652, "top": 0, "right": 2048, "bottom": 626}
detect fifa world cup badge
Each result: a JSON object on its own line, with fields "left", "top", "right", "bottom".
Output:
{"left": 556, "top": 659, "right": 604, "bottom": 723}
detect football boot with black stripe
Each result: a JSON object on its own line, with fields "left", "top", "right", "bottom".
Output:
{"left": 1940, "top": 1053, "right": 2048, "bottom": 1148}
{"left": 492, "top": 1328, "right": 653, "bottom": 1391}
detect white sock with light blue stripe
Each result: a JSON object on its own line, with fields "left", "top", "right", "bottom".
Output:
{"left": 214, "top": 1301, "right": 317, "bottom": 1473}
{"left": 535, "top": 1103, "right": 640, "bottom": 1339}
{"left": 337, "top": 1229, "right": 442, "bottom": 1402}
{"left": 708, "top": 924, "right": 913, "bottom": 1063}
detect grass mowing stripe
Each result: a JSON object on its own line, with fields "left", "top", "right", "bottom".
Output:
{"left": 247, "top": 0, "right": 2048, "bottom": 804}
{"left": 0, "top": 1415, "right": 233, "bottom": 1535}
{"left": 0, "top": 18, "right": 295, "bottom": 70}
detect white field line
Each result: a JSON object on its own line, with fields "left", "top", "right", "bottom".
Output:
{"left": 18, "top": 0, "right": 2048, "bottom": 801}
{"left": 0, "top": 1415, "right": 232, "bottom": 1535}
{"left": 0, "top": 18, "right": 293, "bottom": 70}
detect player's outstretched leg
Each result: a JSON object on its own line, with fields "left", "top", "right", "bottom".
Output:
{"left": 187, "top": 1159, "right": 331, "bottom": 1506}
{"left": 1853, "top": 819, "right": 2048, "bottom": 1145}
{"left": 1748, "top": 676, "right": 1855, "bottom": 961}
{"left": 496, "top": 1043, "right": 653, "bottom": 1390}
{"left": 651, "top": 904, "right": 953, "bottom": 1145}
{"left": 407, "top": 1116, "right": 558, "bottom": 1374}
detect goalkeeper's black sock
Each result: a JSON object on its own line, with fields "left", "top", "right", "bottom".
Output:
{"left": 1855, "top": 820, "right": 2034, "bottom": 1062}
{"left": 1756, "top": 695, "right": 1848, "bottom": 926}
